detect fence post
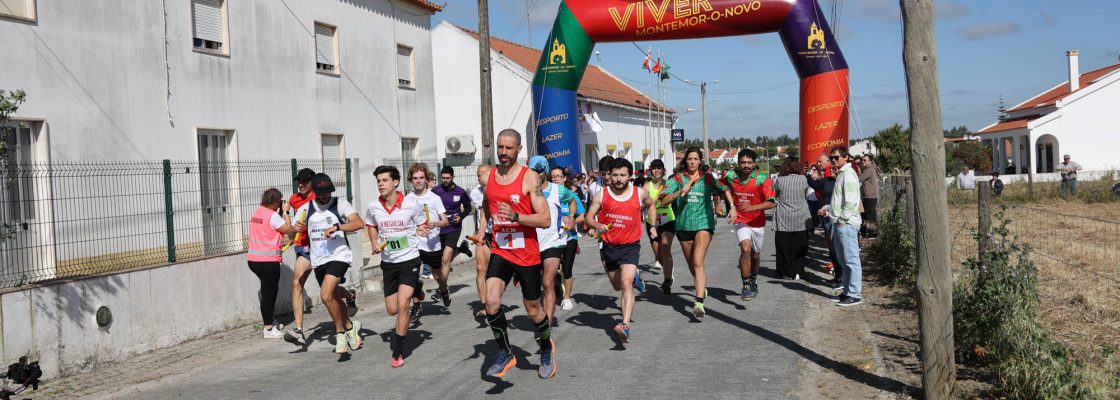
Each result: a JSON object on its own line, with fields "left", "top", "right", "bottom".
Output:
{"left": 977, "top": 183, "right": 991, "bottom": 274}
{"left": 905, "top": 177, "right": 916, "bottom": 227}
{"left": 345, "top": 158, "right": 353, "bottom": 203}
{"left": 1027, "top": 172, "right": 1034, "bottom": 199}
{"left": 290, "top": 158, "right": 298, "bottom": 193}
{"left": 162, "top": 160, "right": 176, "bottom": 263}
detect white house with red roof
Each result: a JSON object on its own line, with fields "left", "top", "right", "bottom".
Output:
{"left": 432, "top": 22, "right": 675, "bottom": 176}
{"left": 978, "top": 51, "right": 1120, "bottom": 177}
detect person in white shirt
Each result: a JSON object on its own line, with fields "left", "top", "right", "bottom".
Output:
{"left": 405, "top": 163, "right": 450, "bottom": 304}
{"left": 956, "top": 166, "right": 975, "bottom": 190}
{"left": 365, "top": 165, "right": 430, "bottom": 368}
{"left": 292, "top": 173, "right": 365, "bottom": 355}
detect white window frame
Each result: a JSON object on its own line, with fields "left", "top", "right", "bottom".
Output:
{"left": 401, "top": 137, "right": 418, "bottom": 168}
{"left": 314, "top": 22, "right": 339, "bottom": 75}
{"left": 0, "top": 0, "right": 36, "bottom": 22}
{"left": 397, "top": 45, "right": 414, "bottom": 88}
{"left": 320, "top": 133, "right": 344, "bottom": 171}
{"left": 191, "top": 0, "right": 230, "bottom": 56}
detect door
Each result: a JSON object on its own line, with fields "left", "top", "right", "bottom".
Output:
{"left": 0, "top": 121, "right": 54, "bottom": 285}
{"left": 197, "top": 130, "right": 235, "bottom": 255}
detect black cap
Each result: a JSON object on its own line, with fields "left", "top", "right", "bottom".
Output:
{"left": 294, "top": 168, "right": 315, "bottom": 183}
{"left": 310, "top": 173, "right": 335, "bottom": 193}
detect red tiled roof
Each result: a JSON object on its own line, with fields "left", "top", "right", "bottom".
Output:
{"left": 459, "top": 27, "right": 672, "bottom": 113}
{"left": 708, "top": 149, "right": 725, "bottom": 158}
{"left": 1007, "top": 63, "right": 1120, "bottom": 112}
{"left": 401, "top": 0, "right": 443, "bottom": 12}
{"left": 978, "top": 115, "right": 1038, "bottom": 135}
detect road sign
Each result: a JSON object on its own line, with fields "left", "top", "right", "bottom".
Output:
{"left": 671, "top": 129, "right": 685, "bottom": 142}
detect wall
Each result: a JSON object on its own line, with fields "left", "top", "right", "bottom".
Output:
{"left": 578, "top": 100, "right": 674, "bottom": 173}
{"left": 1041, "top": 71, "right": 1120, "bottom": 172}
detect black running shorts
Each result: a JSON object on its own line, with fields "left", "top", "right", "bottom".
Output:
{"left": 540, "top": 246, "right": 565, "bottom": 261}
{"left": 600, "top": 242, "right": 640, "bottom": 273}
{"left": 382, "top": 257, "right": 422, "bottom": 297}
{"left": 419, "top": 250, "right": 443, "bottom": 269}
{"left": 486, "top": 254, "right": 543, "bottom": 301}
{"left": 675, "top": 229, "right": 713, "bottom": 242}
{"left": 439, "top": 231, "right": 461, "bottom": 248}
{"left": 314, "top": 261, "right": 349, "bottom": 286}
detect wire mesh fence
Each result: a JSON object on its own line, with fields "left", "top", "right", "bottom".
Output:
{"left": 0, "top": 158, "right": 353, "bottom": 289}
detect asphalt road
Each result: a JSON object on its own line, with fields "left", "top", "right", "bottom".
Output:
{"left": 108, "top": 225, "right": 809, "bottom": 400}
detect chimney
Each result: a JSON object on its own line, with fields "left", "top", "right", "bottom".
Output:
{"left": 1067, "top": 50, "right": 1080, "bottom": 92}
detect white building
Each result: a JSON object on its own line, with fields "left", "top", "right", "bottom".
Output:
{"left": 978, "top": 51, "right": 1120, "bottom": 178}
{"left": 432, "top": 22, "right": 674, "bottom": 180}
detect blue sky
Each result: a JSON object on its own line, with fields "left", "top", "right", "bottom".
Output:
{"left": 437, "top": 0, "right": 1120, "bottom": 141}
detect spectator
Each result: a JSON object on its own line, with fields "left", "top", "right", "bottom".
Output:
{"left": 808, "top": 156, "right": 840, "bottom": 281}
{"left": 990, "top": 172, "right": 1004, "bottom": 197}
{"left": 819, "top": 146, "right": 863, "bottom": 306}
{"left": 772, "top": 157, "right": 812, "bottom": 280}
{"left": 858, "top": 154, "right": 879, "bottom": 237}
{"left": 956, "top": 166, "right": 975, "bottom": 190}
{"left": 1059, "top": 154, "right": 1083, "bottom": 196}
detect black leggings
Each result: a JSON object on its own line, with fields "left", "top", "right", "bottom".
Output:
{"left": 248, "top": 261, "right": 281, "bottom": 326}
{"left": 560, "top": 240, "right": 577, "bottom": 280}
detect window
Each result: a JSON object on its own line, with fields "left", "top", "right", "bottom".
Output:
{"left": 197, "top": 130, "right": 237, "bottom": 254}
{"left": 3, "top": 121, "right": 38, "bottom": 221}
{"left": 401, "top": 138, "right": 417, "bottom": 169}
{"left": 0, "top": 0, "right": 35, "bottom": 20}
{"left": 192, "top": 0, "right": 227, "bottom": 54}
{"left": 397, "top": 45, "right": 413, "bottom": 87}
{"left": 320, "top": 134, "right": 343, "bottom": 171}
{"left": 315, "top": 23, "right": 338, "bottom": 73}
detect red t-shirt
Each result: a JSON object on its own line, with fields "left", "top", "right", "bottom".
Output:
{"left": 486, "top": 166, "right": 541, "bottom": 267}
{"left": 723, "top": 170, "right": 775, "bottom": 228}
{"left": 288, "top": 192, "right": 316, "bottom": 246}
{"left": 598, "top": 186, "right": 642, "bottom": 245}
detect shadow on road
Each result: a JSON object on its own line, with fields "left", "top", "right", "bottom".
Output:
{"left": 378, "top": 329, "right": 433, "bottom": 358}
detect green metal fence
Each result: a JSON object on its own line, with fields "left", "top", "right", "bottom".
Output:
{"left": 0, "top": 158, "right": 354, "bottom": 289}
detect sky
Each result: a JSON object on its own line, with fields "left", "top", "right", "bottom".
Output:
{"left": 435, "top": 0, "right": 1120, "bottom": 142}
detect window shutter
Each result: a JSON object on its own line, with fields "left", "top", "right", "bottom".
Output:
{"left": 397, "top": 46, "right": 412, "bottom": 85}
{"left": 315, "top": 24, "right": 335, "bottom": 66}
{"left": 192, "top": 0, "right": 223, "bottom": 43}
{"left": 321, "top": 135, "right": 342, "bottom": 161}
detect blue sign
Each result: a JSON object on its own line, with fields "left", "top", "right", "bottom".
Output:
{"left": 532, "top": 85, "right": 582, "bottom": 173}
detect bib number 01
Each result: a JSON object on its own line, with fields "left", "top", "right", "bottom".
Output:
{"left": 384, "top": 235, "right": 409, "bottom": 252}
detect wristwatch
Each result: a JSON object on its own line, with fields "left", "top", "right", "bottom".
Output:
{"left": 511, "top": 212, "right": 520, "bottom": 222}
{"left": 333, "top": 223, "right": 340, "bottom": 231}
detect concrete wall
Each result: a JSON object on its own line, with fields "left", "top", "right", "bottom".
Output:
{"left": 579, "top": 100, "right": 674, "bottom": 173}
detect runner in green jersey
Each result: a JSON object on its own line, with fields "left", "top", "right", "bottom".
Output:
{"left": 658, "top": 147, "right": 736, "bottom": 318}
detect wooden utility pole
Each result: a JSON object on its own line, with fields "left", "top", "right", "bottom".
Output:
{"left": 899, "top": 0, "right": 956, "bottom": 398}
{"left": 478, "top": 0, "right": 495, "bottom": 164}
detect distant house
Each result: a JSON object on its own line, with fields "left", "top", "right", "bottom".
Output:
{"left": 977, "top": 50, "right": 1120, "bottom": 176}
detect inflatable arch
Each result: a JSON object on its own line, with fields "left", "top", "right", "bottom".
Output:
{"left": 531, "top": 0, "right": 849, "bottom": 173}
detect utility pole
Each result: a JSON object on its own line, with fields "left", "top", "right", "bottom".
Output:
{"left": 701, "top": 81, "right": 710, "bottom": 166}
{"left": 900, "top": 1, "right": 956, "bottom": 398}
{"left": 478, "top": 0, "right": 495, "bottom": 164}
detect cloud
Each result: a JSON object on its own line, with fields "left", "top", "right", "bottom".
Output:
{"left": 844, "top": 0, "right": 966, "bottom": 22}
{"left": 938, "top": 1, "right": 968, "bottom": 20}
{"left": 1039, "top": 11, "right": 1057, "bottom": 27}
{"left": 958, "top": 21, "right": 1020, "bottom": 40}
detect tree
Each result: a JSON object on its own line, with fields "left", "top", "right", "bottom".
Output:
{"left": 951, "top": 141, "right": 992, "bottom": 173}
{"left": 942, "top": 125, "right": 969, "bottom": 138}
{"left": 870, "top": 124, "right": 912, "bottom": 172}
{"left": 0, "top": 89, "right": 27, "bottom": 243}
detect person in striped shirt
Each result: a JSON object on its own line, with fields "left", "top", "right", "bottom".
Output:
{"left": 817, "top": 146, "right": 863, "bottom": 306}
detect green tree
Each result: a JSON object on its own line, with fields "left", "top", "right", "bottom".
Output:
{"left": 943, "top": 125, "right": 970, "bottom": 138}
{"left": 951, "top": 140, "right": 992, "bottom": 173}
{"left": 870, "top": 124, "right": 912, "bottom": 173}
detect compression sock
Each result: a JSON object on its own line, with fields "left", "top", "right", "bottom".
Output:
{"left": 486, "top": 311, "right": 512, "bottom": 352}
{"left": 392, "top": 333, "right": 406, "bottom": 358}
{"left": 535, "top": 316, "right": 552, "bottom": 352}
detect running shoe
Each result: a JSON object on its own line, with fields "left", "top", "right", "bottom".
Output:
{"left": 410, "top": 302, "right": 422, "bottom": 320}
{"left": 391, "top": 355, "right": 405, "bottom": 368}
{"left": 440, "top": 288, "right": 451, "bottom": 307}
{"left": 652, "top": 261, "right": 662, "bottom": 272}
{"left": 420, "top": 265, "right": 433, "bottom": 280}
{"left": 614, "top": 324, "right": 630, "bottom": 343}
{"left": 262, "top": 326, "right": 284, "bottom": 339}
{"left": 334, "top": 332, "right": 350, "bottom": 354}
{"left": 538, "top": 339, "right": 557, "bottom": 379}
{"left": 741, "top": 280, "right": 758, "bottom": 301}
{"left": 346, "top": 288, "right": 358, "bottom": 317}
{"left": 474, "top": 307, "right": 487, "bottom": 319}
{"left": 458, "top": 241, "right": 474, "bottom": 258}
{"left": 830, "top": 295, "right": 849, "bottom": 303}
{"left": 661, "top": 279, "right": 673, "bottom": 295}
{"left": 837, "top": 297, "right": 862, "bottom": 307}
{"left": 283, "top": 327, "right": 306, "bottom": 346}
{"left": 633, "top": 273, "right": 647, "bottom": 294}
{"left": 560, "top": 298, "right": 575, "bottom": 311}
{"left": 346, "top": 319, "right": 363, "bottom": 350}
{"left": 486, "top": 351, "right": 517, "bottom": 378}
{"left": 431, "top": 289, "right": 443, "bottom": 304}
{"left": 692, "top": 302, "right": 706, "bottom": 318}
{"left": 824, "top": 262, "right": 834, "bottom": 272}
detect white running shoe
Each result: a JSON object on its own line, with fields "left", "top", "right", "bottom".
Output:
{"left": 262, "top": 326, "right": 284, "bottom": 339}
{"left": 653, "top": 261, "right": 662, "bottom": 272}
{"left": 561, "top": 298, "right": 575, "bottom": 311}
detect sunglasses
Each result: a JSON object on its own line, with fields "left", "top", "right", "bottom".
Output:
{"left": 830, "top": 155, "right": 844, "bottom": 161}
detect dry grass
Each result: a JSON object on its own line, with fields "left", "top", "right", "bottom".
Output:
{"left": 949, "top": 200, "right": 1120, "bottom": 379}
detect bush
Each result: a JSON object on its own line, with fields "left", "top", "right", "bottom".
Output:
{"left": 953, "top": 209, "right": 1110, "bottom": 399}
{"left": 865, "top": 197, "right": 916, "bottom": 288}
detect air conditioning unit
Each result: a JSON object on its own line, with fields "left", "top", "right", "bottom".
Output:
{"left": 446, "top": 135, "right": 476, "bottom": 155}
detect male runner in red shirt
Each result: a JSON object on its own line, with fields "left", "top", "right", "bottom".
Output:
{"left": 722, "top": 149, "right": 775, "bottom": 301}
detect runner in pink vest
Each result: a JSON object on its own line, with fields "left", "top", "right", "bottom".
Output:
{"left": 247, "top": 188, "right": 293, "bottom": 339}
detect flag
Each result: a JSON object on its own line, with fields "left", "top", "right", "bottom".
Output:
{"left": 641, "top": 47, "right": 652, "bottom": 71}
{"left": 660, "top": 61, "right": 671, "bottom": 81}
{"left": 652, "top": 58, "right": 662, "bottom": 74}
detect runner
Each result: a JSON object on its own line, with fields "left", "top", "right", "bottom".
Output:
{"left": 481, "top": 129, "right": 556, "bottom": 379}
{"left": 433, "top": 166, "right": 475, "bottom": 306}
{"left": 292, "top": 173, "right": 364, "bottom": 354}
{"left": 365, "top": 165, "right": 429, "bottom": 367}
{"left": 550, "top": 166, "right": 584, "bottom": 311}
{"left": 247, "top": 188, "right": 293, "bottom": 339}
{"left": 466, "top": 164, "right": 493, "bottom": 319}
{"left": 721, "top": 149, "right": 776, "bottom": 301}
{"left": 642, "top": 159, "right": 677, "bottom": 294}
{"left": 585, "top": 158, "right": 658, "bottom": 343}
{"left": 405, "top": 163, "right": 450, "bottom": 305}
{"left": 591, "top": 156, "right": 646, "bottom": 296}
{"left": 284, "top": 168, "right": 316, "bottom": 344}
{"left": 658, "top": 147, "right": 736, "bottom": 318}
{"left": 528, "top": 156, "right": 576, "bottom": 325}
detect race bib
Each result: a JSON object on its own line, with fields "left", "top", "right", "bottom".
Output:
{"left": 494, "top": 231, "right": 526, "bottom": 250}
{"left": 383, "top": 235, "right": 410, "bottom": 252}
{"left": 453, "top": 195, "right": 461, "bottom": 202}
